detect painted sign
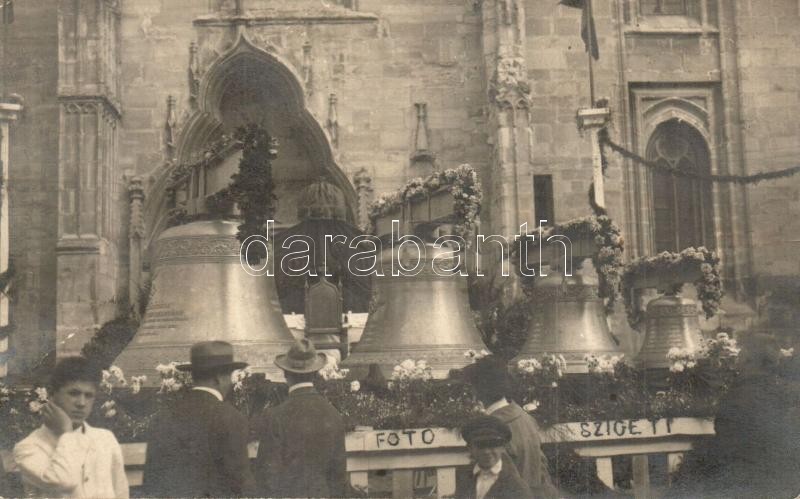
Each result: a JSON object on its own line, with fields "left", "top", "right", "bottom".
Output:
{"left": 541, "top": 417, "right": 714, "bottom": 444}
{"left": 346, "top": 427, "right": 465, "bottom": 452}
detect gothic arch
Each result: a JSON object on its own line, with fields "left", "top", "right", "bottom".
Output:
{"left": 146, "top": 32, "right": 357, "bottom": 250}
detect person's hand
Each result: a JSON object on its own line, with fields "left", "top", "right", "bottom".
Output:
{"left": 41, "top": 401, "right": 73, "bottom": 436}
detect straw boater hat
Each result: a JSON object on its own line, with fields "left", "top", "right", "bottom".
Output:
{"left": 274, "top": 338, "right": 327, "bottom": 374}
{"left": 177, "top": 341, "right": 248, "bottom": 373}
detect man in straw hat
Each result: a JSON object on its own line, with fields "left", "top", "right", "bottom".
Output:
{"left": 142, "top": 341, "right": 256, "bottom": 497}
{"left": 254, "top": 338, "right": 348, "bottom": 497}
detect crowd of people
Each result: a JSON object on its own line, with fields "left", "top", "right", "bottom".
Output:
{"left": 7, "top": 334, "right": 800, "bottom": 498}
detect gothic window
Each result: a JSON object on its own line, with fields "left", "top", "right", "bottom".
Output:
{"left": 647, "top": 119, "right": 715, "bottom": 253}
{"left": 639, "top": 0, "right": 704, "bottom": 22}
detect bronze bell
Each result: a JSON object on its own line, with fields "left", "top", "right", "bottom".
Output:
{"left": 636, "top": 293, "right": 705, "bottom": 369}
{"left": 114, "top": 220, "right": 296, "bottom": 383}
{"left": 513, "top": 266, "right": 625, "bottom": 373}
{"left": 343, "top": 243, "right": 490, "bottom": 378}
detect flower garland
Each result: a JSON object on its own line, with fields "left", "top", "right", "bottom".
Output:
{"left": 622, "top": 247, "right": 723, "bottom": 329}
{"left": 512, "top": 215, "right": 624, "bottom": 314}
{"left": 164, "top": 125, "right": 278, "bottom": 232}
{"left": 367, "top": 164, "right": 482, "bottom": 241}
{"left": 165, "top": 134, "right": 239, "bottom": 200}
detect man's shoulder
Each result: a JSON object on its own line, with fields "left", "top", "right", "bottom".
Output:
{"left": 13, "top": 426, "right": 51, "bottom": 452}
{"left": 85, "top": 424, "right": 122, "bottom": 444}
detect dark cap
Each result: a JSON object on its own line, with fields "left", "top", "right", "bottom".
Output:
{"left": 461, "top": 415, "right": 512, "bottom": 448}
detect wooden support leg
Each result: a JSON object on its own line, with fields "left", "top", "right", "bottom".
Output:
{"left": 595, "top": 457, "right": 614, "bottom": 491}
{"left": 393, "top": 469, "right": 414, "bottom": 498}
{"left": 632, "top": 455, "right": 650, "bottom": 499}
{"left": 350, "top": 471, "right": 369, "bottom": 496}
{"left": 436, "top": 466, "right": 456, "bottom": 498}
{"left": 667, "top": 452, "right": 685, "bottom": 485}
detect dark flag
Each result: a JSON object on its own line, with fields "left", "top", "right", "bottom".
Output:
{"left": 559, "top": 0, "right": 598, "bottom": 60}
{"left": 1, "top": 0, "right": 13, "bottom": 24}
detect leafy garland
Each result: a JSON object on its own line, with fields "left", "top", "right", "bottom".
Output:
{"left": 164, "top": 125, "right": 278, "bottom": 242}
{"left": 367, "top": 164, "right": 482, "bottom": 240}
{"left": 227, "top": 124, "right": 278, "bottom": 262}
{"left": 600, "top": 128, "right": 800, "bottom": 185}
{"left": 512, "top": 215, "right": 625, "bottom": 314}
{"left": 165, "top": 134, "right": 239, "bottom": 206}
{"left": 622, "top": 247, "right": 723, "bottom": 329}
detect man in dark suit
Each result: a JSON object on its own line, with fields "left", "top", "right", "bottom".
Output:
{"left": 142, "top": 341, "right": 256, "bottom": 497}
{"left": 254, "top": 339, "right": 348, "bottom": 497}
{"left": 455, "top": 415, "right": 532, "bottom": 499}
{"left": 461, "top": 356, "right": 560, "bottom": 498}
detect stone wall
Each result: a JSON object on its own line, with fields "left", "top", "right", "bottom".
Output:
{"left": 734, "top": 0, "right": 800, "bottom": 328}
{"left": 3, "top": 1, "right": 60, "bottom": 373}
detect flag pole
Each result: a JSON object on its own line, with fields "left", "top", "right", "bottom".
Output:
{"left": 586, "top": 0, "right": 596, "bottom": 105}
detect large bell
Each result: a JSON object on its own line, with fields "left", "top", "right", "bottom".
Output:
{"left": 513, "top": 266, "right": 625, "bottom": 373}
{"left": 343, "top": 243, "right": 490, "bottom": 378}
{"left": 114, "top": 220, "right": 296, "bottom": 383}
{"left": 636, "top": 293, "right": 705, "bottom": 369}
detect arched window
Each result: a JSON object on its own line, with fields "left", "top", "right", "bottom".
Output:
{"left": 647, "top": 120, "right": 715, "bottom": 252}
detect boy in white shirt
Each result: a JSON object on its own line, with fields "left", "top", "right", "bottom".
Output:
{"left": 13, "top": 356, "right": 129, "bottom": 498}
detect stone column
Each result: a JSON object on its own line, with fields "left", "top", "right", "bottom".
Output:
{"left": 127, "top": 176, "right": 145, "bottom": 321}
{"left": 480, "top": 0, "right": 535, "bottom": 238}
{"left": 56, "top": 0, "right": 122, "bottom": 356}
{"left": 0, "top": 99, "right": 22, "bottom": 378}
{"left": 353, "top": 168, "right": 373, "bottom": 230}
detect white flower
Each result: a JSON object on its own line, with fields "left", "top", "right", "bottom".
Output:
{"left": 781, "top": 348, "right": 794, "bottom": 358}
{"left": 350, "top": 381, "right": 361, "bottom": 392}
{"left": 104, "top": 408, "right": 117, "bottom": 418}
{"left": 551, "top": 381, "right": 558, "bottom": 388}
{"left": 670, "top": 363, "right": 685, "bottom": 373}
{"left": 34, "top": 387, "right": 48, "bottom": 401}
{"left": 400, "top": 359, "right": 416, "bottom": 371}
{"left": 523, "top": 400, "right": 540, "bottom": 412}
{"left": 101, "top": 400, "right": 116, "bottom": 410}
{"left": 130, "top": 375, "right": 147, "bottom": 395}
{"left": 102, "top": 370, "right": 112, "bottom": 382}
{"left": 28, "top": 400, "right": 44, "bottom": 413}
{"left": 109, "top": 366, "right": 124, "bottom": 380}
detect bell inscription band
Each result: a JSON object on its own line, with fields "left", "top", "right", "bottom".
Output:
{"left": 513, "top": 267, "right": 625, "bottom": 373}
{"left": 343, "top": 243, "right": 490, "bottom": 378}
{"left": 636, "top": 293, "right": 705, "bottom": 369}
{"left": 114, "top": 220, "right": 296, "bottom": 382}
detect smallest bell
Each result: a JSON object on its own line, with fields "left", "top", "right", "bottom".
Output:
{"left": 636, "top": 293, "right": 705, "bottom": 369}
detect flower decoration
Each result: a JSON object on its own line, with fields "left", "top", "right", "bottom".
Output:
{"left": 584, "top": 354, "right": 625, "bottom": 374}
{"left": 231, "top": 367, "right": 253, "bottom": 393}
{"left": 464, "top": 349, "right": 491, "bottom": 361}
{"left": 622, "top": 247, "right": 723, "bottom": 329}
{"left": 367, "top": 164, "right": 482, "bottom": 242}
{"left": 319, "top": 356, "right": 350, "bottom": 381}
{"left": 513, "top": 215, "right": 624, "bottom": 314}
{"left": 391, "top": 359, "right": 433, "bottom": 381}
{"left": 523, "top": 400, "right": 540, "bottom": 412}
{"left": 101, "top": 400, "right": 117, "bottom": 418}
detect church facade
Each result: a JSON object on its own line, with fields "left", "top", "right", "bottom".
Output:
{"left": 1, "top": 0, "right": 798, "bottom": 374}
